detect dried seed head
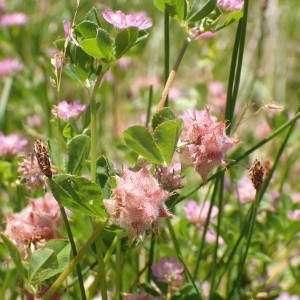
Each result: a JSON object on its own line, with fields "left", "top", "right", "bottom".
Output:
{"left": 248, "top": 159, "right": 264, "bottom": 190}
{"left": 33, "top": 140, "right": 52, "bottom": 179}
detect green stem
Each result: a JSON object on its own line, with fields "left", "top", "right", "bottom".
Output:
{"left": 225, "top": 0, "right": 249, "bottom": 134}
{"left": 43, "top": 221, "right": 106, "bottom": 300}
{"left": 148, "top": 233, "right": 156, "bottom": 281}
{"left": 56, "top": 201, "right": 86, "bottom": 299}
{"left": 115, "top": 235, "right": 122, "bottom": 300}
{"left": 95, "top": 240, "right": 108, "bottom": 300}
{"left": 193, "top": 177, "right": 219, "bottom": 279}
{"left": 166, "top": 219, "right": 200, "bottom": 297}
{"left": 156, "top": 37, "right": 190, "bottom": 111}
{"left": 209, "top": 174, "right": 224, "bottom": 297}
{"left": 0, "top": 76, "right": 13, "bottom": 132}
{"left": 90, "top": 75, "right": 104, "bottom": 182}
{"left": 176, "top": 109, "right": 300, "bottom": 203}
{"left": 145, "top": 85, "right": 153, "bottom": 128}
{"left": 164, "top": 10, "right": 170, "bottom": 107}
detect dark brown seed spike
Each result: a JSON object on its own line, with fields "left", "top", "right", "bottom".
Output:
{"left": 33, "top": 139, "right": 52, "bottom": 179}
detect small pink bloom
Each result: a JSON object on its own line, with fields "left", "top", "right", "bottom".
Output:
{"left": 0, "top": 58, "right": 24, "bottom": 76}
{"left": 236, "top": 175, "right": 256, "bottom": 204}
{"left": 102, "top": 9, "right": 152, "bottom": 30}
{"left": 0, "top": 132, "right": 28, "bottom": 156}
{"left": 154, "top": 163, "right": 184, "bottom": 191}
{"left": 208, "top": 81, "right": 227, "bottom": 115}
{"left": 205, "top": 228, "right": 225, "bottom": 245}
{"left": 291, "top": 193, "right": 300, "bottom": 203}
{"left": 104, "top": 168, "right": 171, "bottom": 237}
{"left": 116, "top": 57, "right": 132, "bottom": 69}
{"left": 195, "top": 31, "right": 215, "bottom": 41}
{"left": 151, "top": 256, "right": 184, "bottom": 286}
{"left": 287, "top": 210, "right": 300, "bottom": 221}
{"left": 183, "top": 200, "right": 218, "bottom": 226}
{"left": 168, "top": 87, "right": 182, "bottom": 101}
{"left": 217, "top": 0, "right": 244, "bottom": 11}
{"left": 51, "top": 100, "right": 87, "bottom": 120}
{"left": 179, "top": 108, "right": 236, "bottom": 179}
{"left": 26, "top": 114, "right": 43, "bottom": 128}
{"left": 63, "top": 20, "right": 72, "bottom": 40}
{"left": 0, "top": 12, "right": 28, "bottom": 26}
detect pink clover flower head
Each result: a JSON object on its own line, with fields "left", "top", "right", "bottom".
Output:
{"left": 276, "top": 293, "right": 300, "bottom": 300}
{"left": 4, "top": 193, "right": 61, "bottom": 252}
{"left": 287, "top": 210, "right": 300, "bottom": 221}
{"left": 183, "top": 200, "right": 218, "bottom": 226}
{"left": 102, "top": 9, "right": 152, "bottom": 30}
{"left": 116, "top": 57, "right": 132, "bottom": 69}
{"left": 217, "top": 0, "right": 244, "bottom": 11}
{"left": 180, "top": 108, "right": 236, "bottom": 180}
{"left": 51, "top": 100, "right": 87, "bottom": 120}
{"left": 154, "top": 163, "right": 184, "bottom": 191}
{"left": 205, "top": 228, "right": 225, "bottom": 245}
{"left": 0, "top": 132, "right": 28, "bottom": 157}
{"left": 0, "top": 12, "right": 28, "bottom": 26}
{"left": 104, "top": 167, "right": 171, "bottom": 237}
{"left": 236, "top": 175, "right": 256, "bottom": 204}
{"left": 151, "top": 256, "right": 184, "bottom": 284}
{"left": 63, "top": 20, "right": 72, "bottom": 41}
{"left": 0, "top": 58, "right": 24, "bottom": 76}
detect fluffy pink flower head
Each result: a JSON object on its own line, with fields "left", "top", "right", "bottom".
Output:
{"left": 154, "top": 163, "right": 184, "bottom": 191}
{"left": 0, "top": 12, "right": 28, "bottom": 26}
{"left": 123, "top": 290, "right": 160, "bottom": 300}
{"left": 0, "top": 58, "right": 24, "bottom": 76}
{"left": 151, "top": 256, "right": 184, "bottom": 285}
{"left": 217, "top": 0, "right": 244, "bottom": 11}
{"left": 180, "top": 108, "right": 236, "bottom": 179}
{"left": 236, "top": 175, "right": 256, "bottom": 204}
{"left": 0, "top": 132, "right": 28, "bottom": 156}
{"left": 104, "top": 167, "right": 171, "bottom": 237}
{"left": 183, "top": 200, "right": 218, "bottom": 226}
{"left": 4, "top": 193, "right": 61, "bottom": 254}
{"left": 51, "top": 100, "right": 87, "bottom": 120}
{"left": 276, "top": 293, "right": 300, "bottom": 300}
{"left": 102, "top": 9, "right": 152, "bottom": 30}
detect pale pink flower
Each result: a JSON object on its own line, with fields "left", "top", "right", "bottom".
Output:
{"left": 276, "top": 292, "right": 300, "bottom": 300}
{"left": 183, "top": 200, "right": 218, "bottom": 226}
{"left": 63, "top": 20, "right": 72, "bottom": 41}
{"left": 26, "top": 114, "right": 43, "bottom": 128}
{"left": 217, "top": 0, "right": 244, "bottom": 11}
{"left": 0, "top": 132, "right": 28, "bottom": 156}
{"left": 180, "top": 108, "right": 236, "bottom": 179}
{"left": 151, "top": 256, "right": 184, "bottom": 286}
{"left": 205, "top": 228, "right": 225, "bottom": 245}
{"left": 0, "top": 0, "right": 5, "bottom": 13}
{"left": 116, "top": 57, "right": 132, "bottom": 69}
{"left": 104, "top": 168, "right": 171, "bottom": 237}
{"left": 255, "top": 119, "right": 272, "bottom": 140}
{"left": 291, "top": 193, "right": 300, "bottom": 203}
{"left": 168, "top": 87, "right": 182, "bottom": 101}
{"left": 123, "top": 290, "right": 160, "bottom": 300}
{"left": 236, "top": 175, "right": 256, "bottom": 204}
{"left": 102, "top": 9, "right": 152, "bottom": 30}
{"left": 51, "top": 100, "right": 87, "bottom": 120}
{"left": 208, "top": 81, "right": 227, "bottom": 115}
{"left": 154, "top": 163, "right": 184, "bottom": 191}
{"left": 4, "top": 193, "right": 61, "bottom": 254}
{"left": 0, "top": 58, "right": 24, "bottom": 76}
{"left": 287, "top": 210, "right": 300, "bottom": 221}
{"left": 0, "top": 12, "right": 28, "bottom": 26}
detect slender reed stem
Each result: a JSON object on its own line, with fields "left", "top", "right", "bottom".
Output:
{"left": 166, "top": 219, "right": 200, "bottom": 296}
{"left": 50, "top": 180, "right": 86, "bottom": 300}
{"left": 164, "top": 10, "right": 170, "bottom": 107}
{"left": 90, "top": 75, "right": 104, "bottom": 182}
{"left": 156, "top": 38, "right": 190, "bottom": 111}
{"left": 145, "top": 85, "right": 153, "bottom": 128}
{"left": 0, "top": 76, "right": 13, "bottom": 132}
{"left": 115, "top": 236, "right": 122, "bottom": 299}
{"left": 43, "top": 221, "right": 106, "bottom": 300}
{"left": 193, "top": 177, "right": 219, "bottom": 279}
{"left": 148, "top": 233, "right": 156, "bottom": 281}
{"left": 95, "top": 240, "right": 108, "bottom": 300}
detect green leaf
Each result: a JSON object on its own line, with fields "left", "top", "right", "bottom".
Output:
{"left": 115, "top": 27, "right": 139, "bottom": 58}
{"left": 152, "top": 107, "right": 176, "bottom": 129}
{"left": 96, "top": 28, "right": 115, "bottom": 62}
{"left": 74, "top": 21, "right": 98, "bottom": 39}
{"left": 96, "top": 156, "right": 116, "bottom": 198}
{"left": 50, "top": 175, "right": 106, "bottom": 217}
{"left": 62, "top": 122, "right": 76, "bottom": 139}
{"left": 153, "top": 119, "right": 183, "bottom": 165}
{"left": 80, "top": 38, "right": 104, "bottom": 59}
{"left": 123, "top": 126, "right": 164, "bottom": 164}
{"left": 187, "top": 0, "right": 217, "bottom": 22}
{"left": 67, "top": 134, "right": 90, "bottom": 175}
{"left": 154, "top": 0, "right": 187, "bottom": 20}
{"left": 0, "top": 233, "right": 26, "bottom": 278}
{"left": 28, "top": 248, "right": 58, "bottom": 284}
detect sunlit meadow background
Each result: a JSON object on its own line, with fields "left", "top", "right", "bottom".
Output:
{"left": 0, "top": 0, "right": 300, "bottom": 299}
